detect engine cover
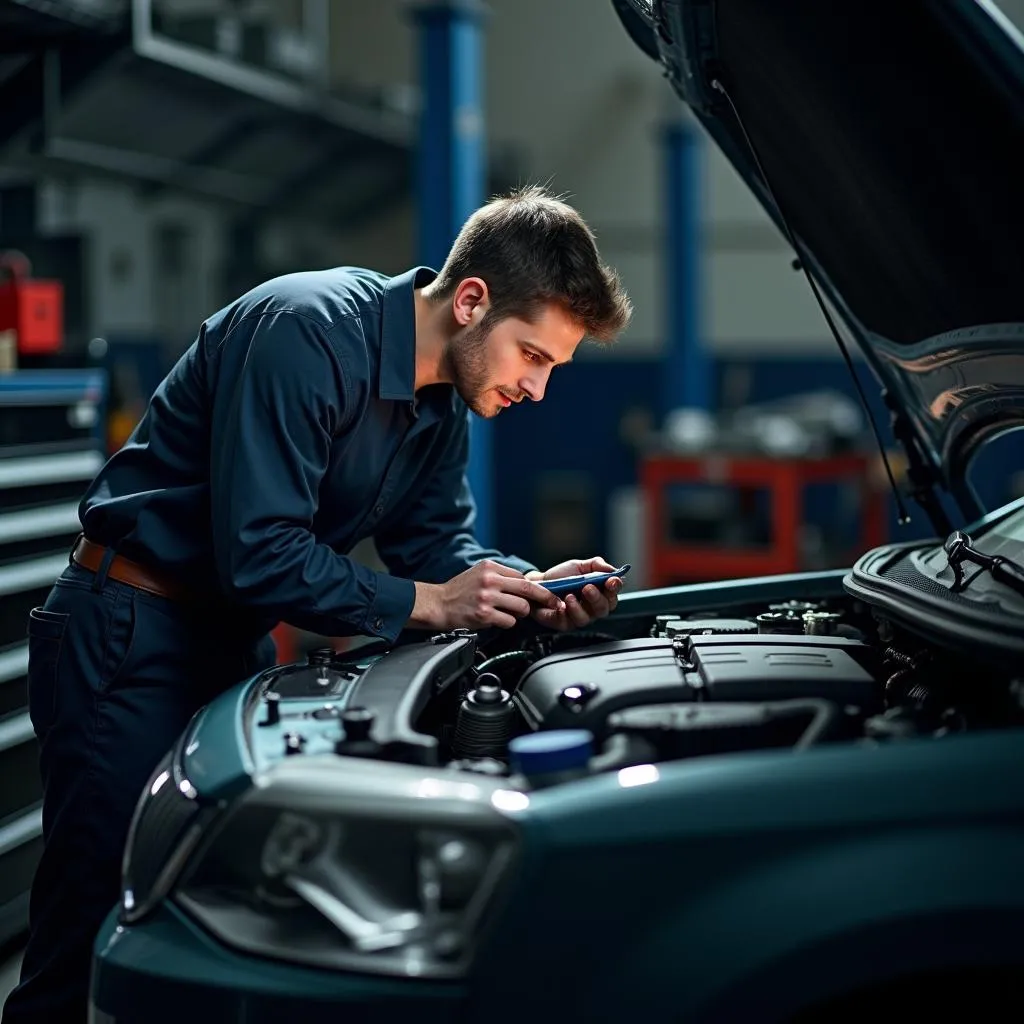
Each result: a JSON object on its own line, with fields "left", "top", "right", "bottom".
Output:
{"left": 515, "top": 634, "right": 878, "bottom": 734}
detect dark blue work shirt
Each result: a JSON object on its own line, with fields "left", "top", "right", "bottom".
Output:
{"left": 80, "top": 266, "right": 534, "bottom": 642}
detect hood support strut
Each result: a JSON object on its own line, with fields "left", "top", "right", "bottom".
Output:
{"left": 884, "top": 391, "right": 955, "bottom": 536}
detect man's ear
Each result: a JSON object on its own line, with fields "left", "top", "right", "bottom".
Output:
{"left": 451, "top": 277, "right": 489, "bottom": 327}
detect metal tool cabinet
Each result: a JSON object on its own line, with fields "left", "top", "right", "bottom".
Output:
{"left": 0, "top": 370, "right": 106, "bottom": 944}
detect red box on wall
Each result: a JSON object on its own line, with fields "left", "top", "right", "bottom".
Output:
{"left": 0, "top": 278, "right": 63, "bottom": 355}
{"left": 0, "top": 253, "right": 64, "bottom": 356}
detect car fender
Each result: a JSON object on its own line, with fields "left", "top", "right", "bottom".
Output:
{"left": 586, "top": 824, "right": 1024, "bottom": 1023}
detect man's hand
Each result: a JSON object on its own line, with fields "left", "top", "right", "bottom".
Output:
{"left": 410, "top": 560, "right": 564, "bottom": 631}
{"left": 526, "top": 556, "right": 622, "bottom": 631}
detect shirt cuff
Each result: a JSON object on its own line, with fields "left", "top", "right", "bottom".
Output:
{"left": 362, "top": 572, "right": 417, "bottom": 642}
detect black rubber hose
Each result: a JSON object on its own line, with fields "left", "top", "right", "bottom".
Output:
{"left": 475, "top": 649, "right": 534, "bottom": 676}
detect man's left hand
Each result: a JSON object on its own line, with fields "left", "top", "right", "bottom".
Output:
{"left": 526, "top": 556, "right": 623, "bottom": 631}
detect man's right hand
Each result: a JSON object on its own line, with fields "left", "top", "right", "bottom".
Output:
{"left": 410, "top": 560, "right": 564, "bottom": 631}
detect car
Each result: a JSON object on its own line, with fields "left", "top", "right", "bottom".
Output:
{"left": 89, "top": 2, "right": 1024, "bottom": 1022}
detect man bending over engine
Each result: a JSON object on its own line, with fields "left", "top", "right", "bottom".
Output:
{"left": 4, "top": 185, "right": 632, "bottom": 1024}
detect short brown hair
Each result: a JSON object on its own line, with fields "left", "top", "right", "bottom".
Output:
{"left": 427, "top": 185, "right": 632, "bottom": 343}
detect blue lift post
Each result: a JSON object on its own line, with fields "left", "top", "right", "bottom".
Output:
{"left": 663, "top": 118, "right": 711, "bottom": 416}
{"left": 413, "top": 1, "right": 493, "bottom": 545}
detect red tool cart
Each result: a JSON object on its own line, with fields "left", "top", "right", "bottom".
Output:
{"left": 641, "top": 451, "right": 888, "bottom": 587}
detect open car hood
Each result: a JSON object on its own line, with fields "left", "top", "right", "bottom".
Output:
{"left": 612, "top": 0, "right": 1024, "bottom": 522}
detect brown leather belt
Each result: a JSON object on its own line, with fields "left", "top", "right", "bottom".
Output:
{"left": 71, "top": 536, "right": 189, "bottom": 602}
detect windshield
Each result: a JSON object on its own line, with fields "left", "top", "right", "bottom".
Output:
{"left": 974, "top": 502, "right": 1024, "bottom": 552}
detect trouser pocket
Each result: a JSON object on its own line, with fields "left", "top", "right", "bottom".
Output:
{"left": 26, "top": 606, "right": 70, "bottom": 738}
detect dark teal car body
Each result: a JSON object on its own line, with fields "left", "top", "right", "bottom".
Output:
{"left": 90, "top": 2, "right": 1024, "bottom": 1021}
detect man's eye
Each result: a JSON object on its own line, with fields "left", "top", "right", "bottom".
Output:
{"left": 523, "top": 350, "right": 538, "bottom": 363}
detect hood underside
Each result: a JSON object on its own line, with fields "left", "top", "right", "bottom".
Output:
{"left": 616, "top": 0, "right": 1024, "bottom": 511}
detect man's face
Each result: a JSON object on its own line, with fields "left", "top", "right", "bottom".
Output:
{"left": 445, "top": 303, "right": 584, "bottom": 418}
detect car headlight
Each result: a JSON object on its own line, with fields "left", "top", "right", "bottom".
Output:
{"left": 121, "top": 747, "right": 214, "bottom": 924}
{"left": 173, "top": 756, "right": 522, "bottom": 979}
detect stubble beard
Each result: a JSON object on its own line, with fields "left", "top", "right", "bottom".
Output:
{"left": 444, "top": 320, "right": 501, "bottom": 418}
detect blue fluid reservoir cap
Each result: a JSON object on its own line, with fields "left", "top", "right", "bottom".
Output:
{"left": 509, "top": 729, "right": 594, "bottom": 778}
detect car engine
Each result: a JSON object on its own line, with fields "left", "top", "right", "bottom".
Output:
{"left": 247, "top": 589, "right": 1024, "bottom": 787}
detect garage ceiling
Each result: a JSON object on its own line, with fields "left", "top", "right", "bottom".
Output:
{"left": 0, "top": 0, "right": 415, "bottom": 229}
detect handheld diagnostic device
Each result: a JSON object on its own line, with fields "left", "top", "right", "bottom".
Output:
{"left": 540, "top": 564, "right": 631, "bottom": 596}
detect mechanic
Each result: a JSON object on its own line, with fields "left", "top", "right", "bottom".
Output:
{"left": 3, "top": 184, "right": 632, "bottom": 1024}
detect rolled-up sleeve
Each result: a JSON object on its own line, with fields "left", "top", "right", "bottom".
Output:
{"left": 375, "top": 406, "right": 536, "bottom": 583}
{"left": 209, "top": 310, "right": 415, "bottom": 640}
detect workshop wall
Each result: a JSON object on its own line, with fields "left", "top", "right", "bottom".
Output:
{"left": 36, "top": 179, "right": 228, "bottom": 345}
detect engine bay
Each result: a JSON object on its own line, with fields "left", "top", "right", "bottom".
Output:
{"left": 247, "top": 581, "right": 1024, "bottom": 788}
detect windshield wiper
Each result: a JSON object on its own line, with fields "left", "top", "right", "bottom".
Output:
{"left": 942, "top": 530, "right": 1024, "bottom": 598}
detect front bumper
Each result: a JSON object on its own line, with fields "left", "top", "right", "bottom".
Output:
{"left": 89, "top": 903, "right": 466, "bottom": 1024}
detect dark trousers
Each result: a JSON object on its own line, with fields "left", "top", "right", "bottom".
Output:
{"left": 1, "top": 559, "right": 277, "bottom": 1024}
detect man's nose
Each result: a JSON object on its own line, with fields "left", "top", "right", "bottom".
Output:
{"left": 518, "top": 369, "right": 550, "bottom": 403}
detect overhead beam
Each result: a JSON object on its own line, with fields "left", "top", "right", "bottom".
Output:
{"left": 0, "top": 36, "right": 123, "bottom": 150}
{"left": 253, "top": 140, "right": 367, "bottom": 222}
{"left": 138, "top": 115, "right": 272, "bottom": 200}
{"left": 129, "top": 0, "right": 412, "bottom": 149}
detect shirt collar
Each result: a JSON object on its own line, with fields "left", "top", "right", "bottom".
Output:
{"left": 379, "top": 265, "right": 437, "bottom": 401}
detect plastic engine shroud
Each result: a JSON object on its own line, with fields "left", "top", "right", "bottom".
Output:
{"left": 514, "top": 634, "right": 877, "bottom": 735}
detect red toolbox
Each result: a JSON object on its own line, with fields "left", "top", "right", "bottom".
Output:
{"left": 0, "top": 251, "right": 64, "bottom": 357}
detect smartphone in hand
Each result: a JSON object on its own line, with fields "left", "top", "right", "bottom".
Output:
{"left": 539, "top": 564, "right": 631, "bottom": 596}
